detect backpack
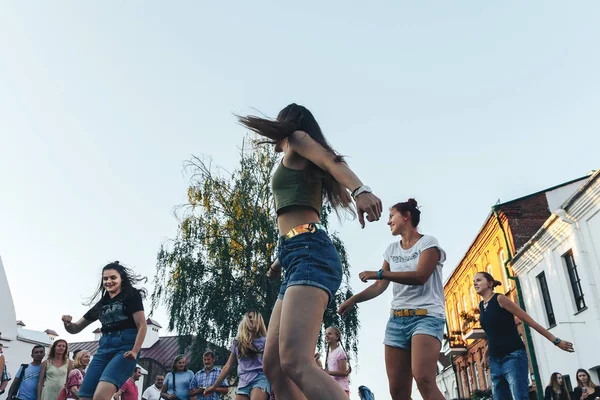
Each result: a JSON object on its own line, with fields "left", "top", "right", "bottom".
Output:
{"left": 358, "top": 385, "right": 375, "bottom": 400}
{"left": 10, "top": 364, "right": 29, "bottom": 400}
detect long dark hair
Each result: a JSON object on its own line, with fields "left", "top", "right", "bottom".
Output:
{"left": 238, "top": 104, "right": 354, "bottom": 216}
{"left": 547, "top": 372, "right": 571, "bottom": 399}
{"left": 87, "top": 261, "right": 147, "bottom": 306}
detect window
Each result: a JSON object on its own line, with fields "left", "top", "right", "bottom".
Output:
{"left": 470, "top": 286, "right": 477, "bottom": 310}
{"left": 487, "top": 264, "right": 493, "bottom": 276}
{"left": 466, "top": 365, "right": 473, "bottom": 393}
{"left": 499, "top": 249, "right": 511, "bottom": 290}
{"left": 473, "top": 362, "right": 480, "bottom": 389}
{"left": 463, "top": 294, "right": 469, "bottom": 314}
{"left": 563, "top": 375, "right": 573, "bottom": 393}
{"left": 563, "top": 250, "right": 586, "bottom": 311}
{"left": 537, "top": 271, "right": 556, "bottom": 327}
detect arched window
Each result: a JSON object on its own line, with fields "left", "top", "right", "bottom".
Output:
{"left": 499, "top": 249, "right": 511, "bottom": 290}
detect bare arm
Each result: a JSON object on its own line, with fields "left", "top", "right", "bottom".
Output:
{"left": 377, "top": 248, "right": 440, "bottom": 285}
{"left": 327, "top": 359, "right": 349, "bottom": 377}
{"left": 62, "top": 316, "right": 93, "bottom": 335}
{"left": 288, "top": 130, "right": 363, "bottom": 191}
{"left": 354, "top": 261, "right": 392, "bottom": 302}
{"left": 288, "top": 130, "right": 382, "bottom": 227}
{"left": 205, "top": 354, "right": 236, "bottom": 395}
{"left": 338, "top": 261, "right": 390, "bottom": 316}
{"left": 124, "top": 311, "right": 147, "bottom": 359}
{"left": 498, "top": 295, "right": 574, "bottom": 352}
{"left": 37, "top": 361, "right": 46, "bottom": 400}
{"left": 7, "top": 376, "right": 21, "bottom": 399}
{"left": 114, "top": 389, "right": 123, "bottom": 400}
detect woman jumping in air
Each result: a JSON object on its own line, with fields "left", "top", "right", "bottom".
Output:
{"left": 239, "top": 103, "right": 382, "bottom": 400}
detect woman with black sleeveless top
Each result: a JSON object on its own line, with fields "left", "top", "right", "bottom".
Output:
{"left": 474, "top": 272, "right": 574, "bottom": 400}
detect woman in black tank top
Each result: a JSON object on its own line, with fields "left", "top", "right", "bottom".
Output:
{"left": 474, "top": 272, "right": 574, "bottom": 400}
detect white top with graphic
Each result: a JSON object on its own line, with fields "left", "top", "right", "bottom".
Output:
{"left": 383, "top": 235, "right": 446, "bottom": 319}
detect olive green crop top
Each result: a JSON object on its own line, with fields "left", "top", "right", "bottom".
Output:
{"left": 272, "top": 161, "right": 323, "bottom": 214}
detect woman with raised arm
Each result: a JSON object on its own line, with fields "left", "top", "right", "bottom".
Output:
{"left": 474, "top": 272, "right": 574, "bottom": 400}
{"left": 239, "top": 104, "right": 382, "bottom": 400}
{"left": 339, "top": 199, "right": 447, "bottom": 400}
{"left": 61, "top": 261, "right": 148, "bottom": 400}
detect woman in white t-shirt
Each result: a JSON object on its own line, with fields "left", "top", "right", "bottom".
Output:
{"left": 339, "top": 198, "right": 446, "bottom": 400}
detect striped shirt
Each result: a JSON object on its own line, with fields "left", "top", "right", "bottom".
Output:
{"left": 189, "top": 367, "right": 228, "bottom": 400}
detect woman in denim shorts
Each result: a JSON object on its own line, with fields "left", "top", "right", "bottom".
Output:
{"left": 238, "top": 104, "right": 382, "bottom": 400}
{"left": 340, "top": 199, "right": 447, "bottom": 400}
{"left": 206, "top": 311, "right": 270, "bottom": 399}
{"left": 61, "top": 261, "right": 148, "bottom": 400}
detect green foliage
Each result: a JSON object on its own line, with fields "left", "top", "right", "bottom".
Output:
{"left": 151, "top": 137, "right": 359, "bottom": 371}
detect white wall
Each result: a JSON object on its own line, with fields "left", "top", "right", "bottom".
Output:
{"left": 436, "top": 366, "right": 458, "bottom": 400}
{"left": 545, "top": 179, "right": 588, "bottom": 213}
{"left": 518, "top": 200, "right": 600, "bottom": 389}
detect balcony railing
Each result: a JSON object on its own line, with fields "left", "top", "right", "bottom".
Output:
{"left": 462, "top": 320, "right": 486, "bottom": 341}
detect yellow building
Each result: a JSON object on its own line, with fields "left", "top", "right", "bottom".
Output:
{"left": 442, "top": 175, "right": 590, "bottom": 399}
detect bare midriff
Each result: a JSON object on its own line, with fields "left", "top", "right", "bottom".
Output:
{"left": 277, "top": 206, "right": 321, "bottom": 236}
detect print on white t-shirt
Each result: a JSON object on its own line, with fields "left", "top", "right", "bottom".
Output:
{"left": 383, "top": 235, "right": 446, "bottom": 319}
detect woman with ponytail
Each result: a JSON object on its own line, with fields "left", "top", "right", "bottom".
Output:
{"left": 323, "top": 327, "right": 351, "bottom": 396}
{"left": 474, "top": 271, "right": 574, "bottom": 400}
{"left": 61, "top": 261, "right": 148, "bottom": 400}
{"left": 239, "top": 104, "right": 382, "bottom": 400}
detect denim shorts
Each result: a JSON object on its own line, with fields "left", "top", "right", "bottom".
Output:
{"left": 277, "top": 229, "right": 343, "bottom": 305}
{"left": 236, "top": 372, "right": 271, "bottom": 396}
{"left": 489, "top": 348, "right": 529, "bottom": 400}
{"left": 384, "top": 314, "right": 445, "bottom": 349}
{"left": 78, "top": 329, "right": 139, "bottom": 397}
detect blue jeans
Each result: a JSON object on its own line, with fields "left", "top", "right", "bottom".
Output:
{"left": 78, "top": 329, "right": 139, "bottom": 397}
{"left": 384, "top": 315, "right": 445, "bottom": 349}
{"left": 277, "top": 229, "right": 342, "bottom": 305}
{"left": 489, "top": 348, "right": 529, "bottom": 400}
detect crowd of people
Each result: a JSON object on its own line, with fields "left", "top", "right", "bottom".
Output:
{"left": 0, "top": 103, "right": 589, "bottom": 400}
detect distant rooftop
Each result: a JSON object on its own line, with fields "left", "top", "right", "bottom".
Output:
{"left": 70, "top": 335, "right": 197, "bottom": 368}
{"left": 17, "top": 328, "right": 53, "bottom": 346}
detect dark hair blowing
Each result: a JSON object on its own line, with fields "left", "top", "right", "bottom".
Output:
{"left": 87, "top": 261, "right": 147, "bottom": 306}
{"left": 476, "top": 271, "right": 502, "bottom": 288}
{"left": 391, "top": 198, "right": 421, "bottom": 227}
{"left": 238, "top": 104, "right": 354, "bottom": 216}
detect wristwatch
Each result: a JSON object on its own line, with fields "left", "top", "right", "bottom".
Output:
{"left": 377, "top": 269, "right": 384, "bottom": 280}
{"left": 553, "top": 337, "right": 561, "bottom": 345}
{"left": 351, "top": 185, "right": 372, "bottom": 199}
